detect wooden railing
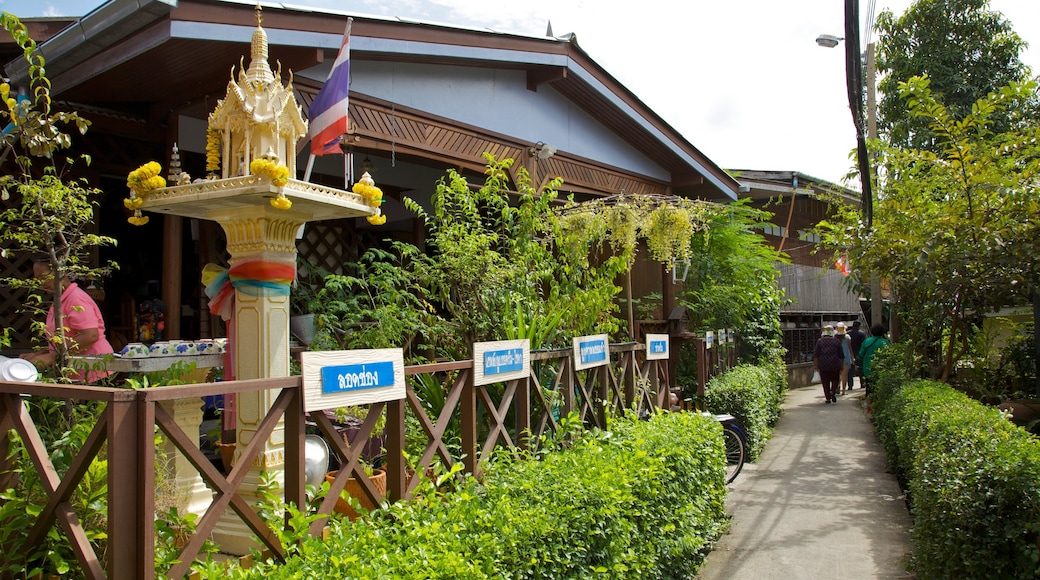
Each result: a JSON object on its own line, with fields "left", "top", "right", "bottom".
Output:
{"left": 0, "top": 343, "right": 667, "bottom": 579}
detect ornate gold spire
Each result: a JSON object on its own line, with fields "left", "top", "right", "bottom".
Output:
{"left": 245, "top": 2, "right": 274, "bottom": 87}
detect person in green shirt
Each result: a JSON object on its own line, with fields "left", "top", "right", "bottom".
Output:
{"left": 857, "top": 324, "right": 890, "bottom": 396}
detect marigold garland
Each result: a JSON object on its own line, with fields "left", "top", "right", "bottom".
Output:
{"left": 248, "top": 157, "right": 293, "bottom": 209}
{"left": 205, "top": 128, "right": 221, "bottom": 174}
{"left": 125, "top": 161, "right": 166, "bottom": 226}
{"left": 352, "top": 172, "right": 386, "bottom": 224}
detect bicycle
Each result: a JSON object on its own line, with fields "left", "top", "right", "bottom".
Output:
{"left": 714, "top": 413, "right": 747, "bottom": 483}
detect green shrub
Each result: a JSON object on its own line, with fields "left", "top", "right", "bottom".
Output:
{"left": 213, "top": 412, "right": 727, "bottom": 579}
{"left": 703, "top": 363, "right": 785, "bottom": 460}
{"left": 871, "top": 376, "right": 1040, "bottom": 579}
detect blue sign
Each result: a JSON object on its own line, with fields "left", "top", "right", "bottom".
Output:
{"left": 484, "top": 348, "right": 524, "bottom": 375}
{"left": 649, "top": 339, "right": 668, "bottom": 354}
{"left": 578, "top": 338, "right": 607, "bottom": 365}
{"left": 321, "top": 361, "right": 395, "bottom": 394}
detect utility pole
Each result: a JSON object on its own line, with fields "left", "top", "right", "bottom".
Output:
{"left": 866, "top": 42, "right": 884, "bottom": 331}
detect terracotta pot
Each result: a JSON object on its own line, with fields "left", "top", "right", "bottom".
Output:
{"left": 326, "top": 468, "right": 386, "bottom": 520}
{"left": 215, "top": 442, "right": 236, "bottom": 474}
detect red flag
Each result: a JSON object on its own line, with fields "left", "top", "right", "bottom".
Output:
{"left": 309, "top": 19, "right": 352, "bottom": 156}
{"left": 835, "top": 253, "right": 851, "bottom": 276}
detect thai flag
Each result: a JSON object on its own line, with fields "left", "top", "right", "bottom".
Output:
{"left": 309, "top": 19, "right": 352, "bottom": 156}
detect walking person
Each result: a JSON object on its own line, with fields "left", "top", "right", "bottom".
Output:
{"left": 858, "top": 324, "right": 891, "bottom": 397}
{"left": 836, "top": 322, "right": 853, "bottom": 395}
{"left": 848, "top": 320, "right": 867, "bottom": 389}
{"left": 813, "top": 325, "right": 844, "bottom": 404}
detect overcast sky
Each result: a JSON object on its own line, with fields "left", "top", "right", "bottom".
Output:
{"left": 2, "top": 0, "right": 1038, "bottom": 188}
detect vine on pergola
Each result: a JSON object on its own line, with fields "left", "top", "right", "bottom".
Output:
{"left": 555, "top": 193, "right": 718, "bottom": 269}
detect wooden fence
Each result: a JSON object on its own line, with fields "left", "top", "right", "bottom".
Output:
{"left": 0, "top": 342, "right": 667, "bottom": 579}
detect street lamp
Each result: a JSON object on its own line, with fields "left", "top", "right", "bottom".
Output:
{"left": 815, "top": 34, "right": 843, "bottom": 48}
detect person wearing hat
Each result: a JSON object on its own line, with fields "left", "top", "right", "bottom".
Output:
{"left": 813, "top": 324, "right": 844, "bottom": 404}
{"left": 848, "top": 320, "right": 867, "bottom": 388}
{"left": 836, "top": 322, "right": 853, "bottom": 395}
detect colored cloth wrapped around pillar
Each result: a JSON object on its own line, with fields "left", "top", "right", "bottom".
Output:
{"left": 202, "top": 260, "right": 296, "bottom": 321}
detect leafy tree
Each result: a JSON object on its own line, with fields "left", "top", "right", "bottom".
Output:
{"left": 678, "top": 200, "right": 788, "bottom": 363}
{"left": 819, "top": 76, "right": 1040, "bottom": 381}
{"left": 875, "top": 0, "right": 1034, "bottom": 151}
{"left": 0, "top": 12, "right": 116, "bottom": 380}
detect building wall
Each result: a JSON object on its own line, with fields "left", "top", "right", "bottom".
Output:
{"left": 343, "top": 61, "right": 670, "bottom": 180}
{"left": 778, "top": 262, "right": 860, "bottom": 315}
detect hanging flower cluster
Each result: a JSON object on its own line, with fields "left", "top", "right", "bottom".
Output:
{"left": 125, "top": 161, "right": 166, "bottom": 226}
{"left": 205, "top": 128, "right": 221, "bottom": 174}
{"left": 352, "top": 171, "right": 386, "bottom": 226}
{"left": 250, "top": 157, "right": 292, "bottom": 209}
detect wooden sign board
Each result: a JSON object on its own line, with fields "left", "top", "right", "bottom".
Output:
{"left": 301, "top": 349, "right": 405, "bottom": 413}
{"left": 573, "top": 334, "right": 609, "bottom": 371}
{"left": 645, "top": 334, "right": 669, "bottom": 360}
{"left": 472, "top": 339, "right": 530, "bottom": 386}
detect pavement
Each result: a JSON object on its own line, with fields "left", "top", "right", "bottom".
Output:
{"left": 696, "top": 382, "right": 915, "bottom": 580}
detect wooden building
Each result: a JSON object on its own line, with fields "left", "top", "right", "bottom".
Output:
{"left": 733, "top": 169, "right": 864, "bottom": 385}
{"left": 0, "top": 0, "right": 739, "bottom": 352}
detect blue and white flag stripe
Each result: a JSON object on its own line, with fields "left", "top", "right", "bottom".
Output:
{"left": 309, "top": 18, "right": 352, "bottom": 156}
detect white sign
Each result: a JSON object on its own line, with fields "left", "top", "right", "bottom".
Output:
{"left": 473, "top": 339, "right": 530, "bottom": 386}
{"left": 705, "top": 330, "right": 714, "bottom": 350}
{"left": 301, "top": 349, "right": 405, "bottom": 413}
{"left": 645, "top": 334, "right": 669, "bottom": 361}
{"left": 573, "top": 333, "right": 609, "bottom": 370}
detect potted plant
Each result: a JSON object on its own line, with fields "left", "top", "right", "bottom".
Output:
{"left": 325, "top": 462, "right": 386, "bottom": 521}
{"left": 289, "top": 258, "right": 323, "bottom": 346}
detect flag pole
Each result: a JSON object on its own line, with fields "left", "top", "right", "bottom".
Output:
{"left": 303, "top": 152, "right": 316, "bottom": 182}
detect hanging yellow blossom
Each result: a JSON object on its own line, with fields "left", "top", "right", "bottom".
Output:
{"left": 366, "top": 213, "right": 386, "bottom": 226}
{"left": 205, "top": 128, "right": 222, "bottom": 174}
{"left": 270, "top": 194, "right": 293, "bottom": 210}
{"left": 125, "top": 161, "right": 165, "bottom": 226}
{"left": 250, "top": 158, "right": 291, "bottom": 187}
{"left": 351, "top": 171, "right": 383, "bottom": 206}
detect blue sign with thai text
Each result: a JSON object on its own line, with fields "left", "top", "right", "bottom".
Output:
{"left": 579, "top": 338, "right": 607, "bottom": 365}
{"left": 321, "top": 361, "right": 395, "bottom": 394}
{"left": 484, "top": 348, "right": 524, "bottom": 375}
{"left": 649, "top": 339, "right": 668, "bottom": 354}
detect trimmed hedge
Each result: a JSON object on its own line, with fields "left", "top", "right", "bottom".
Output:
{"left": 214, "top": 412, "right": 728, "bottom": 579}
{"left": 872, "top": 373, "right": 1040, "bottom": 579}
{"left": 703, "top": 363, "right": 786, "bottom": 460}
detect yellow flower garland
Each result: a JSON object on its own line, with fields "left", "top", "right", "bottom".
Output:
{"left": 249, "top": 158, "right": 293, "bottom": 209}
{"left": 125, "top": 161, "right": 166, "bottom": 226}
{"left": 205, "top": 128, "right": 221, "bottom": 174}
{"left": 352, "top": 172, "right": 386, "bottom": 225}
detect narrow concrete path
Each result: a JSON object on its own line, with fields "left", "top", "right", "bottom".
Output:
{"left": 696, "top": 384, "right": 915, "bottom": 579}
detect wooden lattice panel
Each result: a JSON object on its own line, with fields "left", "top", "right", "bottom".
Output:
{"left": 297, "top": 220, "right": 382, "bottom": 275}
{"left": 0, "top": 253, "right": 36, "bottom": 352}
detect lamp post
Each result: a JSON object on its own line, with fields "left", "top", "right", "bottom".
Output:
{"left": 818, "top": 0, "right": 883, "bottom": 329}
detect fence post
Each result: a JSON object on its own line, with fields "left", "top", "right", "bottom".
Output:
{"left": 284, "top": 385, "right": 304, "bottom": 515}
{"left": 108, "top": 392, "right": 150, "bottom": 579}
{"left": 596, "top": 365, "right": 608, "bottom": 428}
{"left": 515, "top": 377, "right": 531, "bottom": 451}
{"left": 461, "top": 370, "right": 478, "bottom": 477}
{"left": 0, "top": 394, "right": 14, "bottom": 493}
{"left": 385, "top": 398, "right": 406, "bottom": 501}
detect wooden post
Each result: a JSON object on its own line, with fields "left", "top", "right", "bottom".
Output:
{"left": 107, "top": 392, "right": 149, "bottom": 579}
{"left": 385, "top": 398, "right": 406, "bottom": 501}
{"left": 515, "top": 376, "right": 531, "bottom": 451}
{"left": 162, "top": 215, "right": 183, "bottom": 339}
{"left": 284, "top": 385, "right": 304, "bottom": 514}
{"left": 461, "top": 370, "right": 477, "bottom": 476}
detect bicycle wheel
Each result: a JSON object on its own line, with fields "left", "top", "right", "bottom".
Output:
{"left": 721, "top": 425, "right": 746, "bottom": 483}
